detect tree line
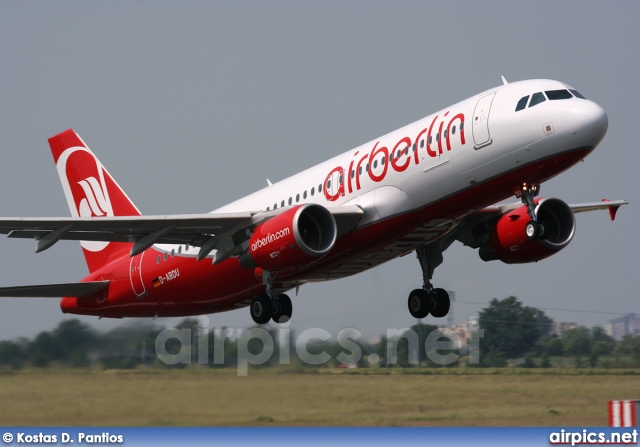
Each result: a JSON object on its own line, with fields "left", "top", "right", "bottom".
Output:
{"left": 0, "top": 297, "right": 638, "bottom": 370}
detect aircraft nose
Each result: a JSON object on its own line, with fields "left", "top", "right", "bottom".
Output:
{"left": 566, "top": 100, "right": 608, "bottom": 146}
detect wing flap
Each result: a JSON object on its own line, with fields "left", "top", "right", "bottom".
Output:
{"left": 0, "top": 281, "right": 110, "bottom": 298}
{"left": 0, "top": 213, "right": 255, "bottom": 249}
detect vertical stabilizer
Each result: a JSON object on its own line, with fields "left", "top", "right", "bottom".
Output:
{"left": 49, "top": 129, "right": 141, "bottom": 273}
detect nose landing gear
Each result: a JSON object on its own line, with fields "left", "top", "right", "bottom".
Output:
{"left": 516, "top": 182, "right": 546, "bottom": 240}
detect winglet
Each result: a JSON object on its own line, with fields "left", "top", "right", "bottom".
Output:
{"left": 602, "top": 199, "right": 622, "bottom": 221}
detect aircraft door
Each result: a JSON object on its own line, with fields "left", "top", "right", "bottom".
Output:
{"left": 472, "top": 93, "right": 496, "bottom": 149}
{"left": 129, "top": 252, "right": 147, "bottom": 298}
{"left": 325, "top": 168, "right": 345, "bottom": 201}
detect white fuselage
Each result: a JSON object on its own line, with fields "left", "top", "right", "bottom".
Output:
{"left": 142, "top": 78, "right": 609, "bottom": 316}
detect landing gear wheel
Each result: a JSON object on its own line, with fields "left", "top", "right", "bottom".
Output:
{"left": 525, "top": 220, "right": 539, "bottom": 240}
{"left": 429, "top": 288, "right": 450, "bottom": 318}
{"left": 537, "top": 221, "right": 547, "bottom": 240}
{"left": 250, "top": 294, "right": 272, "bottom": 324}
{"left": 272, "top": 294, "right": 292, "bottom": 324}
{"left": 408, "top": 289, "right": 430, "bottom": 319}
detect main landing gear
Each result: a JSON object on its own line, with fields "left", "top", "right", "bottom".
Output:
{"left": 408, "top": 244, "right": 450, "bottom": 319}
{"left": 518, "top": 182, "right": 546, "bottom": 241}
{"left": 249, "top": 271, "right": 293, "bottom": 324}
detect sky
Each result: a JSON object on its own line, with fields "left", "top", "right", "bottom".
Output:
{"left": 0, "top": 0, "right": 638, "bottom": 341}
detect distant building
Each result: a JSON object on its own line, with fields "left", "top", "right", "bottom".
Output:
{"left": 552, "top": 322, "right": 578, "bottom": 337}
{"left": 442, "top": 317, "right": 479, "bottom": 350}
{"left": 605, "top": 314, "right": 640, "bottom": 341}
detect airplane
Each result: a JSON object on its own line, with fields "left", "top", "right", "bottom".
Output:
{"left": 0, "top": 78, "right": 628, "bottom": 324}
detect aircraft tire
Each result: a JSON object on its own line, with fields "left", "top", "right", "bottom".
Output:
{"left": 250, "top": 294, "right": 272, "bottom": 324}
{"left": 430, "top": 288, "right": 450, "bottom": 318}
{"left": 525, "top": 220, "right": 539, "bottom": 240}
{"left": 408, "top": 289, "right": 429, "bottom": 319}
{"left": 272, "top": 294, "right": 292, "bottom": 324}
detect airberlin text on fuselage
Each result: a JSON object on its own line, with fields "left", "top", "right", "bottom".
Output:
{"left": 251, "top": 228, "right": 291, "bottom": 251}
{"left": 324, "top": 111, "right": 466, "bottom": 201}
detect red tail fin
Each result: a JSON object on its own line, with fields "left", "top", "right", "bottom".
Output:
{"left": 49, "top": 129, "right": 141, "bottom": 273}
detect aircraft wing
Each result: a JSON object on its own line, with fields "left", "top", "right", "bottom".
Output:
{"left": 0, "top": 281, "right": 109, "bottom": 298}
{"left": 0, "top": 205, "right": 364, "bottom": 261}
{"left": 464, "top": 199, "right": 629, "bottom": 218}
{"left": 567, "top": 199, "right": 628, "bottom": 215}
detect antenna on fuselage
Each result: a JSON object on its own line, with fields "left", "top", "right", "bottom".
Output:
{"left": 501, "top": 76, "right": 508, "bottom": 85}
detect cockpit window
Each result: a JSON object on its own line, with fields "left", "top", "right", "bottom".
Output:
{"left": 515, "top": 95, "right": 529, "bottom": 112}
{"left": 528, "top": 92, "right": 546, "bottom": 108}
{"left": 569, "top": 89, "right": 586, "bottom": 99}
{"left": 545, "top": 89, "right": 573, "bottom": 100}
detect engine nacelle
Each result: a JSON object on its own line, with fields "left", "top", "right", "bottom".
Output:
{"left": 479, "top": 198, "right": 576, "bottom": 264}
{"left": 239, "top": 204, "right": 337, "bottom": 271}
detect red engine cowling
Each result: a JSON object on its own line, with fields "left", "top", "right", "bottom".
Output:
{"left": 239, "top": 204, "right": 337, "bottom": 271}
{"left": 479, "top": 198, "right": 576, "bottom": 264}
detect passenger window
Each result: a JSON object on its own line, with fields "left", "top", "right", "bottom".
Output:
{"left": 373, "top": 160, "right": 378, "bottom": 169}
{"left": 288, "top": 197, "right": 292, "bottom": 205}
{"left": 318, "top": 184, "right": 322, "bottom": 193}
{"left": 382, "top": 156, "right": 386, "bottom": 165}
{"left": 311, "top": 187, "right": 315, "bottom": 196}
{"left": 303, "top": 191, "right": 307, "bottom": 199}
{"left": 274, "top": 203, "right": 277, "bottom": 209}
{"left": 296, "top": 194, "right": 300, "bottom": 202}
{"left": 452, "top": 126, "right": 456, "bottom": 135}
{"left": 570, "top": 89, "right": 586, "bottom": 99}
{"left": 420, "top": 139, "right": 424, "bottom": 148}
{"left": 546, "top": 89, "right": 573, "bottom": 100}
{"left": 281, "top": 200, "right": 285, "bottom": 207}
{"left": 529, "top": 92, "right": 546, "bottom": 108}
{"left": 515, "top": 95, "right": 529, "bottom": 111}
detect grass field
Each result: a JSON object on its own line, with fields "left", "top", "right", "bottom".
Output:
{"left": 0, "top": 368, "right": 637, "bottom": 426}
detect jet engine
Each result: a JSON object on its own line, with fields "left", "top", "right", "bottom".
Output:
{"left": 239, "top": 204, "right": 337, "bottom": 271}
{"left": 479, "top": 198, "right": 575, "bottom": 264}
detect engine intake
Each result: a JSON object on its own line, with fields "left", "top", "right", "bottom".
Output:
{"left": 239, "top": 204, "right": 337, "bottom": 271}
{"left": 479, "top": 198, "right": 576, "bottom": 264}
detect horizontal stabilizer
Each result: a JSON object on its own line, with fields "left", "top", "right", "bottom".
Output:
{"left": 0, "top": 281, "right": 109, "bottom": 298}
